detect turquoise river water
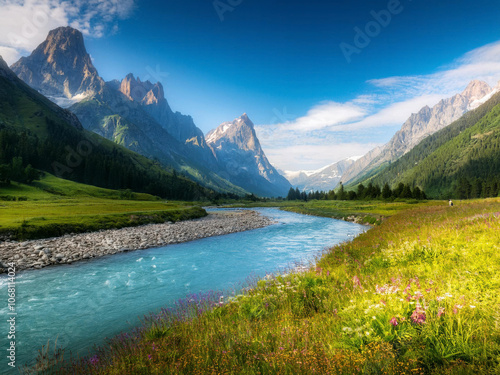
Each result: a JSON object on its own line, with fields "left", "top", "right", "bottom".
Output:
{"left": 0, "top": 208, "right": 366, "bottom": 373}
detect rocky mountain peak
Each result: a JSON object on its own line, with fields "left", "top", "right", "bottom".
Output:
{"left": 461, "top": 80, "right": 492, "bottom": 102}
{"left": 119, "top": 74, "right": 165, "bottom": 105}
{"left": 206, "top": 113, "right": 292, "bottom": 197}
{"left": 10, "top": 26, "right": 104, "bottom": 105}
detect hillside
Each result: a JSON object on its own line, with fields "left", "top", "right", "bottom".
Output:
{"left": 342, "top": 80, "right": 498, "bottom": 186}
{"left": 0, "top": 173, "right": 206, "bottom": 240}
{"left": 364, "top": 92, "right": 500, "bottom": 198}
{"left": 0, "top": 55, "right": 218, "bottom": 201}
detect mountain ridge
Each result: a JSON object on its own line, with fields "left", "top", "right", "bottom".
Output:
{"left": 341, "top": 80, "right": 498, "bottom": 186}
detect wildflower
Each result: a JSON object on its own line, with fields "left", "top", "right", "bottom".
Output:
{"left": 453, "top": 304, "right": 463, "bottom": 314}
{"left": 410, "top": 303, "right": 426, "bottom": 324}
{"left": 148, "top": 354, "right": 152, "bottom": 360}
{"left": 389, "top": 317, "right": 398, "bottom": 326}
{"left": 437, "top": 307, "right": 445, "bottom": 318}
{"left": 413, "top": 291, "right": 423, "bottom": 300}
{"left": 89, "top": 355, "right": 99, "bottom": 366}
{"left": 470, "top": 305, "right": 476, "bottom": 308}
{"left": 353, "top": 276, "right": 362, "bottom": 288}
{"left": 436, "top": 296, "right": 445, "bottom": 301}
{"left": 342, "top": 327, "right": 353, "bottom": 333}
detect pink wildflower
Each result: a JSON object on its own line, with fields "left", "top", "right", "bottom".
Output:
{"left": 410, "top": 303, "right": 426, "bottom": 324}
{"left": 389, "top": 316, "right": 398, "bottom": 326}
{"left": 353, "top": 276, "right": 362, "bottom": 289}
{"left": 413, "top": 291, "right": 423, "bottom": 300}
{"left": 437, "top": 307, "right": 445, "bottom": 318}
{"left": 453, "top": 304, "right": 463, "bottom": 314}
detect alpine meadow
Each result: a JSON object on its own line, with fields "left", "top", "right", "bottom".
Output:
{"left": 1, "top": 1, "right": 500, "bottom": 374}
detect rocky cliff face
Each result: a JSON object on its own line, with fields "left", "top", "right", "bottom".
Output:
{"left": 341, "top": 80, "right": 496, "bottom": 184}
{"left": 118, "top": 74, "right": 207, "bottom": 149}
{"left": 206, "top": 114, "right": 292, "bottom": 197}
{"left": 10, "top": 27, "right": 104, "bottom": 106}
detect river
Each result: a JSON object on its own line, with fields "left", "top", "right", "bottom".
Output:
{"left": 0, "top": 208, "right": 366, "bottom": 373}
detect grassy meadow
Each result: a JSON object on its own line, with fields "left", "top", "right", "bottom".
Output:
{"left": 0, "top": 173, "right": 206, "bottom": 240}
{"left": 32, "top": 198, "right": 500, "bottom": 374}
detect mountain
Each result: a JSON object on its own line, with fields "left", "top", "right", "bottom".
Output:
{"left": 0, "top": 54, "right": 214, "bottom": 200}
{"left": 341, "top": 80, "right": 498, "bottom": 185}
{"left": 206, "top": 114, "right": 292, "bottom": 197}
{"left": 11, "top": 27, "right": 246, "bottom": 196}
{"left": 365, "top": 90, "right": 500, "bottom": 199}
{"left": 10, "top": 26, "right": 105, "bottom": 107}
{"left": 282, "top": 158, "right": 357, "bottom": 192}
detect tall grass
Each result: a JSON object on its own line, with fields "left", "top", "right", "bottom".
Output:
{"left": 31, "top": 199, "right": 500, "bottom": 374}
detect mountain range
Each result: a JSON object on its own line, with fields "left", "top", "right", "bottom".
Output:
{"left": 283, "top": 79, "right": 500, "bottom": 193}
{"left": 281, "top": 158, "right": 357, "bottom": 193}
{"left": 366, "top": 90, "right": 500, "bottom": 199}
{"left": 0, "top": 54, "right": 212, "bottom": 200}
{"left": 9, "top": 26, "right": 290, "bottom": 197}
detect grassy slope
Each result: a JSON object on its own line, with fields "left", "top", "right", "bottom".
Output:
{"left": 44, "top": 198, "right": 500, "bottom": 374}
{"left": 0, "top": 173, "right": 206, "bottom": 240}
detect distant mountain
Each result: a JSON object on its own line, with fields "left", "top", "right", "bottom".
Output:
{"left": 341, "top": 80, "right": 498, "bottom": 185}
{"left": 282, "top": 158, "right": 357, "bottom": 192}
{"left": 366, "top": 90, "right": 500, "bottom": 199}
{"left": 11, "top": 27, "right": 246, "bottom": 196}
{"left": 0, "top": 55, "right": 214, "bottom": 200}
{"left": 206, "top": 114, "right": 292, "bottom": 197}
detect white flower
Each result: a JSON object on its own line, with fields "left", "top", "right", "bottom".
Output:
{"left": 470, "top": 305, "right": 476, "bottom": 308}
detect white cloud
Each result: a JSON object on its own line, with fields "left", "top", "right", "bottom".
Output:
{"left": 259, "top": 40, "right": 500, "bottom": 172}
{"left": 0, "top": 46, "right": 21, "bottom": 63}
{"left": 264, "top": 143, "right": 381, "bottom": 172}
{"left": 284, "top": 101, "right": 367, "bottom": 132}
{"left": 0, "top": 0, "right": 135, "bottom": 64}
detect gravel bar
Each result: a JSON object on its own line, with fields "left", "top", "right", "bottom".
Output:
{"left": 0, "top": 210, "right": 274, "bottom": 273}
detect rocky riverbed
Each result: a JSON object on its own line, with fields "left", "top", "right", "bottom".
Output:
{"left": 0, "top": 210, "right": 274, "bottom": 273}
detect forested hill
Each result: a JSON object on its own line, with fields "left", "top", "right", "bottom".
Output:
{"left": 364, "top": 91, "right": 500, "bottom": 199}
{"left": 0, "top": 56, "right": 219, "bottom": 201}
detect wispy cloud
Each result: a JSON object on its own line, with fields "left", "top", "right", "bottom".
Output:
{"left": 259, "top": 40, "right": 500, "bottom": 172}
{"left": 0, "top": 0, "right": 136, "bottom": 64}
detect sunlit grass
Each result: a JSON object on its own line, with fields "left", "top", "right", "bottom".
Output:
{"left": 0, "top": 174, "right": 205, "bottom": 240}
{"left": 31, "top": 198, "right": 500, "bottom": 374}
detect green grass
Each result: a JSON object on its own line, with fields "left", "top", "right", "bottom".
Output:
{"left": 34, "top": 198, "right": 500, "bottom": 374}
{"left": 225, "top": 199, "right": 438, "bottom": 225}
{"left": 0, "top": 174, "right": 207, "bottom": 240}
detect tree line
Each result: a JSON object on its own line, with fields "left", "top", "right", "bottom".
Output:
{"left": 0, "top": 119, "right": 235, "bottom": 201}
{"left": 287, "top": 182, "right": 427, "bottom": 201}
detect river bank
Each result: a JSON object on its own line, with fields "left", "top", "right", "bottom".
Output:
{"left": 0, "top": 210, "right": 273, "bottom": 273}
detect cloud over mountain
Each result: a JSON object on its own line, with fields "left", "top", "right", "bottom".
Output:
{"left": 0, "top": 0, "right": 135, "bottom": 64}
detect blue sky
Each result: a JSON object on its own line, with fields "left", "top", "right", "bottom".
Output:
{"left": 1, "top": 0, "right": 500, "bottom": 170}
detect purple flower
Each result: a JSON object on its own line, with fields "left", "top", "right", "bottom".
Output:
{"left": 88, "top": 355, "right": 99, "bottom": 366}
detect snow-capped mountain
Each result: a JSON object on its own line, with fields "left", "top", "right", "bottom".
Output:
{"left": 282, "top": 157, "right": 358, "bottom": 192}
{"left": 206, "top": 114, "right": 292, "bottom": 197}
{"left": 340, "top": 80, "right": 499, "bottom": 185}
